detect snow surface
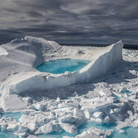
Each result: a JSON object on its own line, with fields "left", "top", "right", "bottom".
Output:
{"left": 0, "top": 36, "right": 138, "bottom": 138}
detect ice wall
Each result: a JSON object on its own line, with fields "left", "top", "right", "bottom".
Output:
{"left": 78, "top": 40, "right": 123, "bottom": 83}
{"left": 0, "top": 40, "right": 123, "bottom": 96}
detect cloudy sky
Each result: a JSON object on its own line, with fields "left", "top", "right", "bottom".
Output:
{"left": 0, "top": 0, "right": 138, "bottom": 45}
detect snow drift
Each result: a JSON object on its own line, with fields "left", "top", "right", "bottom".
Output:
{"left": 0, "top": 37, "right": 123, "bottom": 96}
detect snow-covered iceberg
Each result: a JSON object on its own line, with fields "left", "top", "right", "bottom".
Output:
{"left": 0, "top": 36, "right": 123, "bottom": 96}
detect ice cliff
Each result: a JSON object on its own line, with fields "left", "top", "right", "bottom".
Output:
{"left": 0, "top": 37, "right": 123, "bottom": 96}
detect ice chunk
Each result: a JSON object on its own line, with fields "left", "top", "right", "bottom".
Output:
{"left": 59, "top": 115, "right": 85, "bottom": 127}
{"left": 93, "top": 112, "right": 103, "bottom": 118}
{"left": 34, "top": 114, "right": 49, "bottom": 126}
{"left": 41, "top": 121, "right": 62, "bottom": 134}
{"left": 17, "top": 132, "right": 27, "bottom": 137}
{"left": 83, "top": 110, "right": 91, "bottom": 119}
{"left": 59, "top": 115, "right": 76, "bottom": 123}
{"left": 0, "top": 46, "right": 8, "bottom": 55}
{"left": 60, "top": 123, "right": 78, "bottom": 135}
{"left": 17, "top": 125, "right": 28, "bottom": 133}
{"left": 132, "top": 119, "right": 138, "bottom": 127}
{"left": 119, "top": 129, "right": 125, "bottom": 133}
{"left": 7, "top": 124, "right": 18, "bottom": 132}
{"left": 65, "top": 127, "right": 112, "bottom": 138}
{"left": 116, "top": 121, "right": 130, "bottom": 130}
{"left": 103, "top": 116, "right": 111, "bottom": 124}
{"left": 41, "top": 122, "right": 54, "bottom": 134}
{"left": 73, "top": 109, "right": 85, "bottom": 118}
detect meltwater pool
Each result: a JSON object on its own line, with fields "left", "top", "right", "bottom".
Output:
{"left": 36, "top": 59, "right": 91, "bottom": 74}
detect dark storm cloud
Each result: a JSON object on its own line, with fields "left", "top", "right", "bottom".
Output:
{"left": 0, "top": 0, "right": 138, "bottom": 45}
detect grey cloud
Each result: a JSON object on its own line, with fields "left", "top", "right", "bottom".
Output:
{"left": 0, "top": 0, "right": 138, "bottom": 45}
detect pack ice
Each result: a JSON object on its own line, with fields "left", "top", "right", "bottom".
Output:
{"left": 0, "top": 36, "right": 138, "bottom": 138}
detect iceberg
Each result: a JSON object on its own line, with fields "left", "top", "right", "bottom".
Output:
{"left": 0, "top": 36, "right": 123, "bottom": 96}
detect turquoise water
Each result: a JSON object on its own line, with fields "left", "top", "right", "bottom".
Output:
{"left": 1, "top": 112, "right": 22, "bottom": 122}
{"left": 36, "top": 59, "right": 91, "bottom": 74}
{"left": 109, "top": 127, "right": 138, "bottom": 138}
{"left": 0, "top": 130, "right": 18, "bottom": 138}
{"left": 120, "top": 90, "right": 132, "bottom": 94}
